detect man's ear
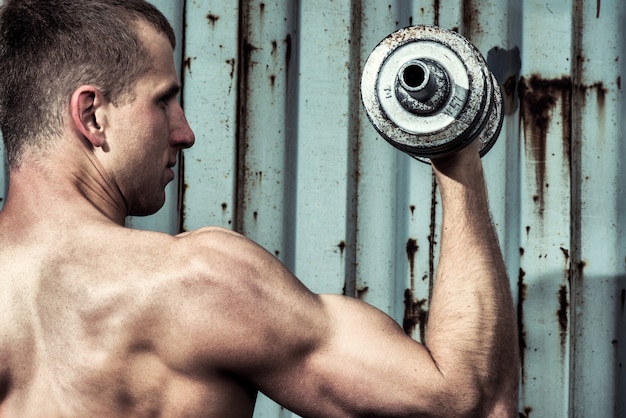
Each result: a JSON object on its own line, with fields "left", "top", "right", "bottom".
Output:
{"left": 70, "top": 85, "right": 107, "bottom": 148}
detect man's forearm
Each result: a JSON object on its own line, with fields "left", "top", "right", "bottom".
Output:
{"left": 426, "top": 148, "right": 519, "bottom": 414}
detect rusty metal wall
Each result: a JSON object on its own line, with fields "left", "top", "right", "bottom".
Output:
{"left": 1, "top": 0, "right": 625, "bottom": 417}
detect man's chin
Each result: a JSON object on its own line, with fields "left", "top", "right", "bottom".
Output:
{"left": 129, "top": 196, "right": 167, "bottom": 217}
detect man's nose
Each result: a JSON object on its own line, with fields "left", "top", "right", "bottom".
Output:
{"left": 170, "top": 107, "right": 195, "bottom": 149}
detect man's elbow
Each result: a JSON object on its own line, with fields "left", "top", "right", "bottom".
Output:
{"left": 431, "top": 377, "right": 518, "bottom": 418}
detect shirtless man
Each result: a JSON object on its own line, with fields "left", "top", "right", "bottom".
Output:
{"left": 0, "top": 1, "right": 518, "bottom": 417}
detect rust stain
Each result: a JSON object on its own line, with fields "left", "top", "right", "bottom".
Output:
{"left": 410, "top": 205, "right": 416, "bottom": 216}
{"left": 338, "top": 240, "right": 346, "bottom": 256}
{"left": 597, "top": 0, "right": 601, "bottom": 18}
{"left": 260, "top": 2, "right": 266, "bottom": 14}
{"left": 428, "top": 174, "right": 438, "bottom": 291}
{"left": 221, "top": 202, "right": 228, "bottom": 212}
{"left": 406, "top": 238, "right": 419, "bottom": 284}
{"left": 589, "top": 82, "right": 607, "bottom": 109}
{"left": 284, "top": 34, "right": 292, "bottom": 76}
{"left": 225, "top": 58, "right": 236, "bottom": 80}
{"left": 502, "top": 75, "right": 518, "bottom": 115}
{"left": 519, "top": 406, "right": 533, "bottom": 418}
{"left": 357, "top": 286, "right": 369, "bottom": 299}
{"left": 557, "top": 285, "right": 569, "bottom": 348}
{"left": 433, "top": 0, "right": 440, "bottom": 26}
{"left": 518, "top": 75, "right": 572, "bottom": 216}
{"left": 617, "top": 76, "right": 621, "bottom": 91}
{"left": 517, "top": 268, "right": 528, "bottom": 381}
{"left": 461, "top": 0, "right": 481, "bottom": 39}
{"left": 183, "top": 57, "right": 192, "bottom": 73}
{"left": 206, "top": 13, "right": 220, "bottom": 26}
{"left": 403, "top": 289, "right": 428, "bottom": 342}
{"left": 243, "top": 41, "right": 258, "bottom": 69}
{"left": 237, "top": 36, "right": 258, "bottom": 216}
{"left": 176, "top": 150, "right": 188, "bottom": 233}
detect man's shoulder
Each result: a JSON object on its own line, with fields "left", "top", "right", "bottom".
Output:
{"left": 173, "top": 226, "right": 245, "bottom": 245}
{"left": 108, "top": 226, "right": 251, "bottom": 265}
{"left": 132, "top": 226, "right": 273, "bottom": 299}
{"left": 171, "top": 226, "right": 273, "bottom": 269}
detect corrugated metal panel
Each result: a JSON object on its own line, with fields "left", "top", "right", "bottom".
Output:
{"left": 1, "top": 0, "right": 625, "bottom": 417}
{"left": 571, "top": 1, "right": 626, "bottom": 417}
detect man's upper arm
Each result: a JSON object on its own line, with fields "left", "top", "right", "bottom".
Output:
{"left": 154, "top": 227, "right": 462, "bottom": 417}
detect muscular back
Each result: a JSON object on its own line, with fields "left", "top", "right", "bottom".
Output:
{"left": 0, "top": 224, "right": 261, "bottom": 417}
{"left": 0, "top": 198, "right": 512, "bottom": 418}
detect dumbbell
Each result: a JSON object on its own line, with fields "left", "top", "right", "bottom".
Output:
{"left": 360, "top": 25, "right": 503, "bottom": 162}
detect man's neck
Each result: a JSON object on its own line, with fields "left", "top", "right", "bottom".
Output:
{"left": 2, "top": 152, "right": 128, "bottom": 227}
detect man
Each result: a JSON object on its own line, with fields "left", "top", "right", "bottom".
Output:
{"left": 0, "top": 0, "right": 518, "bottom": 417}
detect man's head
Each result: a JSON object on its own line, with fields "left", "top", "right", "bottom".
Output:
{"left": 0, "top": 0, "right": 176, "bottom": 168}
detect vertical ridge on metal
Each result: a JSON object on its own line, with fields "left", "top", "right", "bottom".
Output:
{"left": 570, "top": 0, "right": 626, "bottom": 416}
{"left": 180, "top": 2, "right": 240, "bottom": 232}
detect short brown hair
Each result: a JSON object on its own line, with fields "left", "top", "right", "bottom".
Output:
{"left": 0, "top": 0, "right": 176, "bottom": 168}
